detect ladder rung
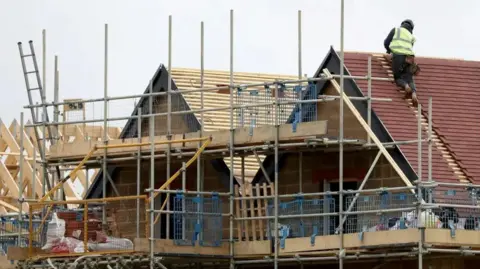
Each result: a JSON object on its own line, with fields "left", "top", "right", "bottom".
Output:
{"left": 28, "top": 88, "right": 40, "bottom": 91}
{"left": 21, "top": 54, "right": 33, "bottom": 58}
{"left": 25, "top": 71, "right": 37, "bottom": 74}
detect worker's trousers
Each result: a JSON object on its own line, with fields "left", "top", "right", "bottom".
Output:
{"left": 392, "top": 54, "right": 416, "bottom": 92}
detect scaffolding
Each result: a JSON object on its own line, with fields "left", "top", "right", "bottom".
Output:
{"left": 8, "top": 4, "right": 480, "bottom": 269}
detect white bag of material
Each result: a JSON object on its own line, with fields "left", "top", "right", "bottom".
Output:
{"left": 62, "top": 237, "right": 83, "bottom": 253}
{"left": 89, "top": 236, "right": 133, "bottom": 251}
{"left": 41, "top": 213, "right": 66, "bottom": 250}
{"left": 418, "top": 210, "right": 441, "bottom": 228}
{"left": 72, "top": 238, "right": 86, "bottom": 253}
{"left": 457, "top": 218, "right": 466, "bottom": 230}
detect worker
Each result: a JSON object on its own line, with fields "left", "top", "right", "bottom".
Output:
{"left": 384, "top": 19, "right": 418, "bottom": 107}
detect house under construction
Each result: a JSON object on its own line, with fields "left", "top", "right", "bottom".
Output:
{"left": 4, "top": 8, "right": 480, "bottom": 269}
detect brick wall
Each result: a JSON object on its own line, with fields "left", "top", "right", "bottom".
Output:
{"left": 107, "top": 158, "right": 231, "bottom": 240}
{"left": 275, "top": 150, "right": 404, "bottom": 195}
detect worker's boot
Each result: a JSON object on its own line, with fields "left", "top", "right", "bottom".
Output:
{"left": 404, "top": 84, "right": 413, "bottom": 97}
{"left": 411, "top": 92, "right": 419, "bottom": 107}
{"left": 404, "top": 85, "right": 418, "bottom": 107}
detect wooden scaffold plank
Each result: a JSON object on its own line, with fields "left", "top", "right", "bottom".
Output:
{"left": 48, "top": 120, "right": 329, "bottom": 161}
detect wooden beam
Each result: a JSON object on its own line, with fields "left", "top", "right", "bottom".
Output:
{"left": 234, "top": 241, "right": 270, "bottom": 257}
{"left": 0, "top": 122, "right": 18, "bottom": 176}
{"left": 75, "top": 169, "right": 88, "bottom": 188}
{"left": 323, "top": 69, "right": 413, "bottom": 188}
{"left": 22, "top": 121, "right": 97, "bottom": 196}
{"left": 63, "top": 180, "right": 80, "bottom": 199}
{"left": 24, "top": 121, "right": 40, "bottom": 149}
{"left": 280, "top": 229, "right": 419, "bottom": 253}
{"left": 0, "top": 121, "right": 43, "bottom": 199}
{"left": 0, "top": 199, "right": 18, "bottom": 213}
{"left": 73, "top": 125, "right": 85, "bottom": 142}
{"left": 134, "top": 238, "right": 229, "bottom": 256}
{"left": 0, "top": 162, "right": 26, "bottom": 212}
{"left": 9, "top": 120, "right": 44, "bottom": 197}
{"left": 48, "top": 120, "right": 328, "bottom": 161}
{"left": 425, "top": 229, "right": 480, "bottom": 247}
{"left": 0, "top": 201, "right": 8, "bottom": 214}
{"left": 18, "top": 121, "right": 81, "bottom": 200}
{"left": 9, "top": 120, "right": 38, "bottom": 161}
{"left": 7, "top": 246, "right": 43, "bottom": 261}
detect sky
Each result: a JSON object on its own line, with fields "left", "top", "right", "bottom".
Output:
{"left": 1, "top": 0, "right": 479, "bottom": 126}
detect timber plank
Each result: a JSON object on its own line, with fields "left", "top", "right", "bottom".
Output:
{"left": 48, "top": 121, "right": 328, "bottom": 161}
{"left": 134, "top": 238, "right": 229, "bottom": 256}
{"left": 279, "top": 229, "right": 419, "bottom": 253}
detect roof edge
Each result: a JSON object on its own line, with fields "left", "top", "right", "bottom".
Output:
{"left": 252, "top": 47, "right": 419, "bottom": 185}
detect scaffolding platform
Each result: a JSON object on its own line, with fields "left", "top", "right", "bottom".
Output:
{"left": 132, "top": 229, "right": 480, "bottom": 258}
{"left": 135, "top": 228, "right": 480, "bottom": 258}
{"left": 277, "top": 229, "right": 480, "bottom": 253}
{"left": 134, "top": 239, "right": 271, "bottom": 258}
{"left": 47, "top": 120, "right": 328, "bottom": 164}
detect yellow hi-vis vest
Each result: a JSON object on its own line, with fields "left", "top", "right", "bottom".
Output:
{"left": 389, "top": 27, "right": 415, "bottom": 56}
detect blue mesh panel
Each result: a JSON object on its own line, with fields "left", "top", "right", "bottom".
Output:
{"left": 173, "top": 193, "right": 222, "bottom": 247}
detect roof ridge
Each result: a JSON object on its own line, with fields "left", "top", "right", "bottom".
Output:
{"left": 373, "top": 54, "right": 472, "bottom": 183}
{"left": 345, "top": 51, "right": 479, "bottom": 64}
{"left": 172, "top": 67, "right": 298, "bottom": 78}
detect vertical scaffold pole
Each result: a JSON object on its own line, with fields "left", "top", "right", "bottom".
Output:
{"left": 40, "top": 103, "right": 46, "bottom": 197}
{"left": 182, "top": 162, "right": 186, "bottom": 240}
{"left": 426, "top": 97, "right": 433, "bottom": 203}
{"left": 273, "top": 82, "right": 279, "bottom": 269}
{"left": 85, "top": 168, "right": 89, "bottom": 199}
{"left": 18, "top": 112, "right": 24, "bottom": 244}
{"left": 32, "top": 144, "right": 36, "bottom": 200}
{"left": 417, "top": 104, "right": 423, "bottom": 183}
{"left": 102, "top": 23, "right": 109, "bottom": 224}
{"left": 339, "top": 0, "right": 345, "bottom": 268}
{"left": 42, "top": 29, "right": 46, "bottom": 102}
{"left": 229, "top": 9, "right": 235, "bottom": 269}
{"left": 197, "top": 21, "right": 205, "bottom": 242}
{"left": 54, "top": 56, "right": 59, "bottom": 142}
{"left": 298, "top": 10, "right": 303, "bottom": 193}
{"left": 149, "top": 79, "right": 155, "bottom": 269}
{"left": 428, "top": 97, "right": 433, "bottom": 188}
{"left": 41, "top": 110, "right": 48, "bottom": 196}
{"left": 54, "top": 56, "right": 62, "bottom": 199}
{"left": 367, "top": 56, "right": 372, "bottom": 145}
{"left": 166, "top": 14, "right": 172, "bottom": 240}
{"left": 137, "top": 108, "right": 142, "bottom": 239}
{"left": 298, "top": 10, "right": 302, "bottom": 81}
{"left": 417, "top": 104, "right": 423, "bottom": 269}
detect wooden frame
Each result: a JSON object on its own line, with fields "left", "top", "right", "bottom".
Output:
{"left": 0, "top": 118, "right": 121, "bottom": 213}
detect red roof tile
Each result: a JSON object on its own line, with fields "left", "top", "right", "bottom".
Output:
{"left": 341, "top": 52, "right": 480, "bottom": 184}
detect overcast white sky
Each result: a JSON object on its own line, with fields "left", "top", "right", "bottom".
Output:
{"left": 1, "top": 0, "right": 479, "bottom": 126}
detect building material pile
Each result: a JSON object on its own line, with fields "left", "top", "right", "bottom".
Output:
{"left": 40, "top": 209, "right": 133, "bottom": 254}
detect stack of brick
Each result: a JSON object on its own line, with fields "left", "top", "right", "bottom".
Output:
{"left": 57, "top": 211, "right": 103, "bottom": 242}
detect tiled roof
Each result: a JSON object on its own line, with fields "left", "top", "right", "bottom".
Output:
{"left": 342, "top": 51, "right": 480, "bottom": 184}
{"left": 411, "top": 56, "right": 480, "bottom": 182}
{"left": 171, "top": 68, "right": 298, "bottom": 181}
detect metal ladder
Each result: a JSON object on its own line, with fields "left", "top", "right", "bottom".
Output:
{"left": 17, "top": 40, "right": 60, "bottom": 192}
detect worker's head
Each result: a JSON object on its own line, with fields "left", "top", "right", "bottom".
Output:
{"left": 401, "top": 19, "right": 414, "bottom": 32}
